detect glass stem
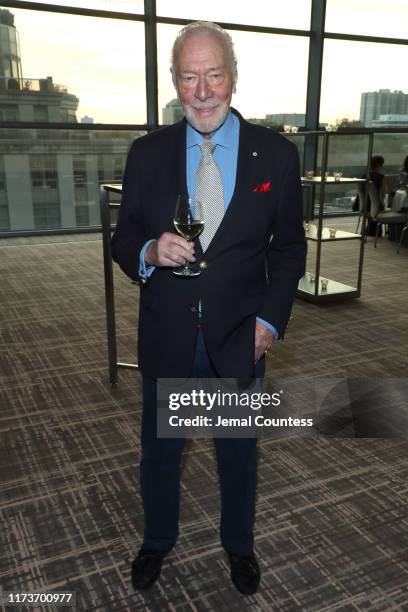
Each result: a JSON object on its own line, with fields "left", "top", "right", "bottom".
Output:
{"left": 183, "top": 238, "right": 191, "bottom": 271}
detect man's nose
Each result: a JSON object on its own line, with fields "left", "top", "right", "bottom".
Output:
{"left": 195, "top": 76, "right": 212, "bottom": 101}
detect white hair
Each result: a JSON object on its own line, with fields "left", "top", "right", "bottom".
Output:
{"left": 170, "top": 21, "right": 238, "bottom": 85}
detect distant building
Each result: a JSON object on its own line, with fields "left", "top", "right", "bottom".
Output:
{"left": 162, "top": 98, "right": 183, "bottom": 124}
{"left": 371, "top": 114, "right": 408, "bottom": 127}
{"left": 0, "top": 8, "right": 22, "bottom": 80}
{"left": 264, "top": 113, "right": 305, "bottom": 127}
{"left": 81, "top": 115, "right": 94, "bottom": 124}
{"left": 0, "top": 75, "right": 79, "bottom": 123}
{"left": 360, "top": 89, "right": 408, "bottom": 127}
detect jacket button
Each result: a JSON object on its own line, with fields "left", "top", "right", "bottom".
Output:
{"left": 190, "top": 306, "right": 197, "bottom": 313}
{"left": 199, "top": 260, "right": 207, "bottom": 270}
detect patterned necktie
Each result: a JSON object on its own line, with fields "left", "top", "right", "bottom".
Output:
{"left": 196, "top": 141, "right": 225, "bottom": 252}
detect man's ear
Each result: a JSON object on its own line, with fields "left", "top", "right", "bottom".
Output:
{"left": 232, "top": 72, "right": 238, "bottom": 94}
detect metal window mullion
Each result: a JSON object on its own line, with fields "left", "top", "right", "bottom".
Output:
{"left": 303, "top": 0, "right": 326, "bottom": 177}
{"left": 144, "top": 0, "right": 158, "bottom": 129}
{"left": 305, "top": 0, "right": 326, "bottom": 132}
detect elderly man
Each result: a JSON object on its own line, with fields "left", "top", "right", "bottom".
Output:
{"left": 112, "top": 21, "right": 306, "bottom": 596}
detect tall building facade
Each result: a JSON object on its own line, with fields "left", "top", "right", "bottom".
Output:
{"left": 0, "top": 8, "right": 22, "bottom": 80}
{"left": 360, "top": 89, "right": 408, "bottom": 127}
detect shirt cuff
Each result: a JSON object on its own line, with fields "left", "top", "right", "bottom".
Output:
{"left": 139, "top": 239, "right": 157, "bottom": 280}
{"left": 256, "top": 317, "right": 280, "bottom": 340}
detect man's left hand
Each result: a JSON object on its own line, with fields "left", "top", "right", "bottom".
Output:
{"left": 254, "top": 321, "right": 274, "bottom": 363}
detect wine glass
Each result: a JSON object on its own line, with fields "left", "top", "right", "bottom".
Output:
{"left": 173, "top": 195, "right": 204, "bottom": 277}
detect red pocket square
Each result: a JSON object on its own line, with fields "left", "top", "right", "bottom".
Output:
{"left": 252, "top": 180, "right": 272, "bottom": 193}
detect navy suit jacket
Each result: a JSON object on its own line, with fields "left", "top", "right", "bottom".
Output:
{"left": 111, "top": 109, "right": 307, "bottom": 378}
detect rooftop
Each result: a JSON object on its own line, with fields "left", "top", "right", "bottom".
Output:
{"left": 0, "top": 76, "right": 70, "bottom": 94}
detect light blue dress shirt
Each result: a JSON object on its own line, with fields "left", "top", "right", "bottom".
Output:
{"left": 138, "top": 111, "right": 278, "bottom": 339}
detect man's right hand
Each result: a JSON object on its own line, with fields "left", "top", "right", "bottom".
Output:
{"left": 145, "top": 232, "right": 196, "bottom": 268}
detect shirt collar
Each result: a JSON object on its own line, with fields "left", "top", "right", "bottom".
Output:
{"left": 186, "top": 110, "right": 235, "bottom": 149}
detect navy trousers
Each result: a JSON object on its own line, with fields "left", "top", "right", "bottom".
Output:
{"left": 140, "top": 330, "right": 265, "bottom": 555}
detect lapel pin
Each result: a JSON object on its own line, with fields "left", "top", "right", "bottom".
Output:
{"left": 252, "top": 151, "right": 258, "bottom": 157}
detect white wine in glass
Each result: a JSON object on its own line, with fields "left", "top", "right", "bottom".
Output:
{"left": 173, "top": 195, "right": 204, "bottom": 277}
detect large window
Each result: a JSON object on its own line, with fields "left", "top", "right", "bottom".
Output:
{"left": 30, "top": 154, "right": 61, "bottom": 228}
{"left": 0, "top": 105, "right": 19, "bottom": 121}
{"left": 73, "top": 157, "right": 87, "bottom": 188}
{"left": 3, "top": 8, "right": 146, "bottom": 124}
{"left": 325, "top": 0, "right": 408, "bottom": 39}
{"left": 73, "top": 156, "right": 90, "bottom": 226}
{"left": 31, "top": 155, "right": 58, "bottom": 190}
{"left": 320, "top": 40, "right": 408, "bottom": 128}
{"left": 1, "top": 0, "right": 407, "bottom": 234}
{"left": 157, "top": 25, "right": 309, "bottom": 125}
{"left": 157, "top": 0, "right": 312, "bottom": 30}
{"left": 226, "top": 30, "right": 308, "bottom": 123}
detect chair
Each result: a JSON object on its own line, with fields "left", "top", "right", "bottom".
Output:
{"left": 368, "top": 182, "right": 408, "bottom": 248}
{"left": 355, "top": 183, "right": 366, "bottom": 233}
{"left": 381, "top": 174, "right": 400, "bottom": 199}
{"left": 355, "top": 181, "right": 379, "bottom": 236}
{"left": 391, "top": 187, "right": 408, "bottom": 212}
{"left": 397, "top": 221, "right": 408, "bottom": 254}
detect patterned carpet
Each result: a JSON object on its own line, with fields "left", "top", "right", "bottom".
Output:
{"left": 1, "top": 225, "right": 408, "bottom": 611}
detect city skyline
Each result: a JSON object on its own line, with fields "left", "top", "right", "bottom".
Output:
{"left": 161, "top": 89, "right": 408, "bottom": 129}
{"left": 3, "top": 3, "right": 408, "bottom": 125}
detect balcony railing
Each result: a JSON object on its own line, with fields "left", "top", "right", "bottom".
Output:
{"left": 0, "top": 126, "right": 406, "bottom": 236}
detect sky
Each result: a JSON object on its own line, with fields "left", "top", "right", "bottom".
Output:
{"left": 6, "top": 0, "right": 408, "bottom": 124}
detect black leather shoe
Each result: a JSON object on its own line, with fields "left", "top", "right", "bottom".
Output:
{"left": 226, "top": 550, "right": 260, "bottom": 595}
{"left": 131, "top": 548, "right": 170, "bottom": 590}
